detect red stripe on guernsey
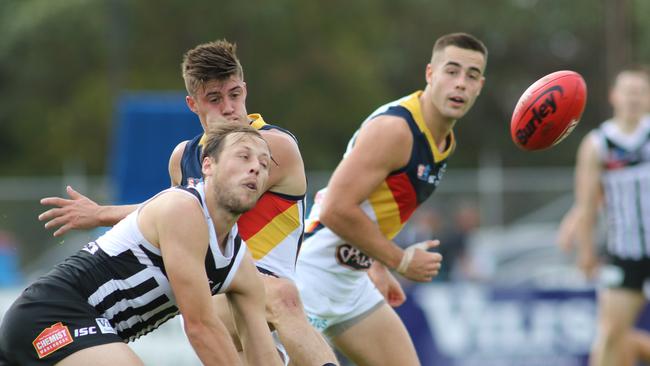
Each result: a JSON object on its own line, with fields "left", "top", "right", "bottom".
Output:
{"left": 238, "top": 193, "right": 295, "bottom": 240}
{"left": 385, "top": 172, "right": 417, "bottom": 224}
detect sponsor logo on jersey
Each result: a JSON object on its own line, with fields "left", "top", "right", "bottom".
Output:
{"left": 95, "top": 318, "right": 117, "bottom": 334}
{"left": 335, "top": 244, "right": 374, "bottom": 270}
{"left": 32, "top": 322, "right": 73, "bottom": 359}
{"left": 418, "top": 163, "right": 446, "bottom": 186}
{"left": 417, "top": 164, "right": 431, "bottom": 181}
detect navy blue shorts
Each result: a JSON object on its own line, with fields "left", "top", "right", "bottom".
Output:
{"left": 0, "top": 280, "right": 122, "bottom": 365}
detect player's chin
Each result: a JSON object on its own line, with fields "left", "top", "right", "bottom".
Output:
{"left": 442, "top": 107, "right": 468, "bottom": 120}
{"left": 240, "top": 193, "right": 260, "bottom": 209}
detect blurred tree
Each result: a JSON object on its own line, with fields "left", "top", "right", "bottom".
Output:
{"left": 0, "top": 0, "right": 648, "bottom": 176}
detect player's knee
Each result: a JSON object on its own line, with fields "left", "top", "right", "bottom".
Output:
{"left": 266, "top": 278, "right": 304, "bottom": 322}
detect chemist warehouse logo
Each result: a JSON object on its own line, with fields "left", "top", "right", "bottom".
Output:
{"left": 32, "top": 322, "right": 74, "bottom": 359}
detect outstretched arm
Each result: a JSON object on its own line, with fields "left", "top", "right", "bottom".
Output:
{"left": 226, "top": 253, "right": 283, "bottom": 366}
{"left": 39, "top": 186, "right": 137, "bottom": 237}
{"left": 39, "top": 140, "right": 191, "bottom": 237}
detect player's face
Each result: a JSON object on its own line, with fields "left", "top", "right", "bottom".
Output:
{"left": 426, "top": 46, "right": 486, "bottom": 120}
{"left": 186, "top": 75, "right": 249, "bottom": 130}
{"left": 610, "top": 72, "right": 650, "bottom": 121}
{"left": 204, "top": 134, "right": 270, "bottom": 215}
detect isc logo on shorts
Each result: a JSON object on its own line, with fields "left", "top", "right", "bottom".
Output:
{"left": 335, "top": 244, "right": 374, "bottom": 270}
{"left": 32, "top": 322, "right": 74, "bottom": 359}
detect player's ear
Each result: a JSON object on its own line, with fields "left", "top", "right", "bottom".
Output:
{"left": 477, "top": 76, "right": 486, "bottom": 95}
{"left": 425, "top": 63, "right": 433, "bottom": 84}
{"left": 201, "top": 156, "right": 215, "bottom": 177}
{"left": 186, "top": 95, "right": 198, "bottom": 114}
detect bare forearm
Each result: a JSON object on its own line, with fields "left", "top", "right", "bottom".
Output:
{"left": 186, "top": 325, "right": 240, "bottom": 366}
{"left": 231, "top": 298, "right": 281, "bottom": 365}
{"left": 97, "top": 204, "right": 138, "bottom": 226}
{"left": 575, "top": 211, "right": 597, "bottom": 254}
{"left": 239, "top": 320, "right": 280, "bottom": 365}
{"left": 322, "top": 206, "right": 402, "bottom": 269}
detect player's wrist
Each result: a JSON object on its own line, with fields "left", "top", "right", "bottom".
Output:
{"left": 97, "top": 205, "right": 118, "bottom": 226}
{"left": 396, "top": 249, "right": 413, "bottom": 275}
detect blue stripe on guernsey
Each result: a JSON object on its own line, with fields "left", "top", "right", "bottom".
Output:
{"left": 380, "top": 105, "right": 450, "bottom": 204}
{"left": 306, "top": 91, "right": 453, "bottom": 240}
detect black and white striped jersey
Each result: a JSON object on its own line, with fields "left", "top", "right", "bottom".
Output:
{"left": 45, "top": 182, "right": 246, "bottom": 342}
{"left": 593, "top": 116, "right": 650, "bottom": 259}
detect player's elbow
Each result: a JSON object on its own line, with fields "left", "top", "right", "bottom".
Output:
{"left": 319, "top": 199, "right": 347, "bottom": 230}
{"left": 183, "top": 317, "right": 206, "bottom": 338}
{"left": 183, "top": 316, "right": 222, "bottom": 342}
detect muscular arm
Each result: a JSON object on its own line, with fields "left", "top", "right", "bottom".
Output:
{"left": 168, "top": 140, "right": 188, "bottom": 186}
{"left": 320, "top": 116, "right": 407, "bottom": 268}
{"left": 143, "top": 192, "right": 240, "bottom": 365}
{"left": 573, "top": 133, "right": 603, "bottom": 278}
{"left": 259, "top": 130, "right": 306, "bottom": 196}
{"left": 226, "top": 252, "right": 283, "bottom": 366}
{"left": 320, "top": 116, "right": 440, "bottom": 281}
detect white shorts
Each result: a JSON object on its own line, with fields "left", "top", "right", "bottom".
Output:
{"left": 296, "top": 266, "right": 385, "bottom": 339}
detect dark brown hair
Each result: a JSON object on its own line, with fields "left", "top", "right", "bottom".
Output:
{"left": 432, "top": 32, "right": 488, "bottom": 61}
{"left": 181, "top": 39, "right": 244, "bottom": 96}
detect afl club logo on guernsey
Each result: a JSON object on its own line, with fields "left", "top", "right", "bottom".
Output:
{"left": 32, "top": 322, "right": 73, "bottom": 359}
{"left": 516, "top": 86, "right": 561, "bottom": 147}
{"left": 417, "top": 163, "right": 446, "bottom": 186}
{"left": 336, "top": 244, "right": 374, "bottom": 270}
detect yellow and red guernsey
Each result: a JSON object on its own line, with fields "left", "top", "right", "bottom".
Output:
{"left": 306, "top": 91, "right": 454, "bottom": 240}
{"left": 180, "top": 114, "right": 305, "bottom": 280}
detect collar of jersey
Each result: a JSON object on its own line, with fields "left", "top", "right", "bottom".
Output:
{"left": 199, "top": 114, "right": 267, "bottom": 145}
{"left": 400, "top": 91, "right": 455, "bottom": 162}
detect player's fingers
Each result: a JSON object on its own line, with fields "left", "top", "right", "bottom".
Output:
{"left": 389, "top": 292, "right": 406, "bottom": 307}
{"left": 44, "top": 215, "right": 71, "bottom": 230}
{"left": 38, "top": 208, "right": 65, "bottom": 222}
{"left": 53, "top": 224, "right": 72, "bottom": 238}
{"left": 425, "top": 240, "right": 440, "bottom": 249}
{"left": 394, "top": 284, "right": 406, "bottom": 301}
{"left": 66, "top": 186, "right": 84, "bottom": 200}
{"left": 40, "top": 197, "right": 71, "bottom": 207}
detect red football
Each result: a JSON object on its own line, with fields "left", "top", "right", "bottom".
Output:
{"left": 511, "top": 70, "right": 587, "bottom": 151}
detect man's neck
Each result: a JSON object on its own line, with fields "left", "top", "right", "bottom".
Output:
{"left": 204, "top": 189, "right": 239, "bottom": 253}
{"left": 419, "top": 90, "right": 456, "bottom": 150}
{"left": 613, "top": 114, "right": 643, "bottom": 134}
